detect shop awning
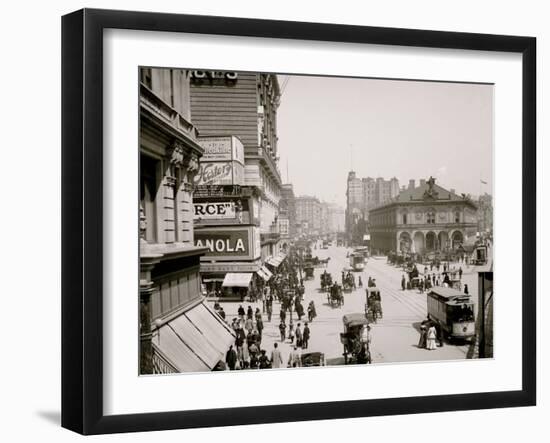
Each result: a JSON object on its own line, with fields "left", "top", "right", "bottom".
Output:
{"left": 201, "top": 277, "right": 225, "bottom": 283}
{"left": 222, "top": 272, "right": 253, "bottom": 287}
{"left": 154, "top": 301, "right": 235, "bottom": 373}
{"left": 266, "top": 256, "right": 282, "bottom": 267}
{"left": 260, "top": 265, "right": 273, "bottom": 279}
{"left": 256, "top": 267, "right": 271, "bottom": 282}
{"left": 266, "top": 253, "right": 287, "bottom": 268}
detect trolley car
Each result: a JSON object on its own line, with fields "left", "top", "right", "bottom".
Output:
{"left": 349, "top": 252, "right": 365, "bottom": 271}
{"left": 427, "top": 287, "right": 475, "bottom": 341}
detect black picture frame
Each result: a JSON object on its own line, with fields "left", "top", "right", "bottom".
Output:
{"left": 62, "top": 8, "right": 536, "bottom": 435}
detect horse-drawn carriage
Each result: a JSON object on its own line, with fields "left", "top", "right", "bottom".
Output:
{"left": 320, "top": 271, "right": 333, "bottom": 292}
{"left": 308, "top": 256, "right": 330, "bottom": 267}
{"left": 316, "top": 257, "right": 331, "bottom": 267}
{"left": 365, "top": 287, "right": 383, "bottom": 323}
{"left": 327, "top": 283, "right": 344, "bottom": 308}
{"left": 410, "top": 276, "right": 422, "bottom": 289}
{"left": 407, "top": 264, "right": 419, "bottom": 279}
{"left": 304, "top": 265, "right": 315, "bottom": 280}
{"left": 342, "top": 269, "right": 356, "bottom": 292}
{"left": 340, "top": 313, "right": 371, "bottom": 364}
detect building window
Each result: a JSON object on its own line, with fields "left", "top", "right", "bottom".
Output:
{"left": 455, "top": 211, "right": 461, "bottom": 223}
{"left": 140, "top": 154, "right": 159, "bottom": 243}
{"left": 402, "top": 213, "right": 407, "bottom": 225}
{"left": 140, "top": 68, "right": 152, "bottom": 89}
{"left": 427, "top": 210, "right": 436, "bottom": 224}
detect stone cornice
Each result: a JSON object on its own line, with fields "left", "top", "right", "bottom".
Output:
{"left": 369, "top": 198, "right": 478, "bottom": 214}
{"left": 140, "top": 244, "right": 209, "bottom": 262}
{"left": 140, "top": 83, "right": 204, "bottom": 159}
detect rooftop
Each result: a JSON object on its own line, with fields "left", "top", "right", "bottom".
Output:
{"left": 371, "top": 177, "right": 477, "bottom": 210}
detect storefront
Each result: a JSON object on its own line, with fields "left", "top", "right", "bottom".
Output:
{"left": 199, "top": 262, "right": 273, "bottom": 299}
{"left": 195, "top": 225, "right": 264, "bottom": 299}
{"left": 221, "top": 272, "right": 253, "bottom": 299}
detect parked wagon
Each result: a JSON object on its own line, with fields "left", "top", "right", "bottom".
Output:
{"left": 320, "top": 271, "right": 333, "bottom": 292}
{"left": 301, "top": 351, "right": 326, "bottom": 367}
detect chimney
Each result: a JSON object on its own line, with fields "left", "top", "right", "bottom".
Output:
{"left": 420, "top": 179, "right": 426, "bottom": 186}
{"left": 408, "top": 179, "right": 415, "bottom": 189}
{"left": 450, "top": 188, "right": 455, "bottom": 194}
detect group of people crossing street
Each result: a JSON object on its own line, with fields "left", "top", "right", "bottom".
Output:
{"left": 219, "top": 252, "right": 320, "bottom": 371}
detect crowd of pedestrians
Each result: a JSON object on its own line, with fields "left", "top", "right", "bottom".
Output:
{"left": 216, "top": 258, "right": 317, "bottom": 371}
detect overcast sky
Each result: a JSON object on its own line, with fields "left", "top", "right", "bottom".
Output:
{"left": 276, "top": 75, "right": 493, "bottom": 208}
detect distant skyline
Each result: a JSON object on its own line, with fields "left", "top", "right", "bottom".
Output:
{"left": 276, "top": 75, "right": 493, "bottom": 207}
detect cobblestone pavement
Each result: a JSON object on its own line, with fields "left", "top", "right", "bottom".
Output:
{"left": 209, "top": 244, "right": 481, "bottom": 368}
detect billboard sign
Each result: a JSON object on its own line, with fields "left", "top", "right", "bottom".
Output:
{"left": 195, "top": 226, "right": 260, "bottom": 260}
{"left": 193, "top": 161, "right": 244, "bottom": 186}
{"left": 198, "top": 136, "right": 244, "bottom": 164}
{"left": 193, "top": 202, "right": 236, "bottom": 220}
{"left": 195, "top": 228, "right": 250, "bottom": 258}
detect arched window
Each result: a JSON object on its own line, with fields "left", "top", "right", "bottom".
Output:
{"left": 402, "top": 213, "right": 407, "bottom": 225}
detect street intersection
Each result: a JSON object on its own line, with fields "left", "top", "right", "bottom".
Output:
{"left": 211, "top": 244, "right": 478, "bottom": 368}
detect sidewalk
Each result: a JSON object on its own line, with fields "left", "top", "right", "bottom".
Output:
{"left": 206, "top": 297, "right": 304, "bottom": 368}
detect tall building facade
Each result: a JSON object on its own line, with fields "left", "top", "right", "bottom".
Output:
{"left": 139, "top": 68, "right": 235, "bottom": 374}
{"left": 295, "top": 196, "right": 322, "bottom": 236}
{"left": 279, "top": 183, "right": 296, "bottom": 249}
{"left": 326, "top": 203, "right": 346, "bottom": 233}
{"left": 368, "top": 177, "right": 478, "bottom": 254}
{"left": 345, "top": 171, "right": 400, "bottom": 245}
{"left": 478, "top": 193, "right": 493, "bottom": 236}
{"left": 189, "top": 70, "right": 286, "bottom": 290}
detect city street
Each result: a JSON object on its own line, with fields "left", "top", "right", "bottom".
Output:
{"left": 209, "top": 243, "right": 479, "bottom": 369}
{"left": 136, "top": 67, "right": 494, "bottom": 377}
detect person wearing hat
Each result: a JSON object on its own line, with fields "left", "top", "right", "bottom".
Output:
{"left": 237, "top": 305, "right": 245, "bottom": 321}
{"left": 278, "top": 320, "right": 286, "bottom": 342}
{"left": 225, "top": 345, "right": 237, "bottom": 370}
{"left": 295, "top": 323, "right": 303, "bottom": 348}
{"left": 302, "top": 322, "right": 311, "bottom": 349}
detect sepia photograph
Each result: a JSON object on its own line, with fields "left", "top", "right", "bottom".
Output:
{"left": 139, "top": 68, "right": 494, "bottom": 375}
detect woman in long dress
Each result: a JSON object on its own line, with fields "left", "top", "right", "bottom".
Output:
{"left": 418, "top": 324, "right": 427, "bottom": 348}
{"left": 426, "top": 325, "right": 437, "bottom": 350}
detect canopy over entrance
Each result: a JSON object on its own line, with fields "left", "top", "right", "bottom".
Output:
{"left": 222, "top": 272, "right": 253, "bottom": 288}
